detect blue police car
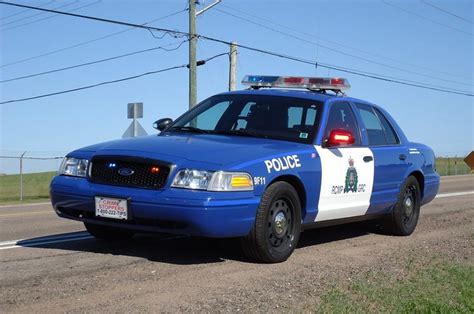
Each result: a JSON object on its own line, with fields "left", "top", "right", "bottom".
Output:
{"left": 50, "top": 75, "right": 440, "bottom": 263}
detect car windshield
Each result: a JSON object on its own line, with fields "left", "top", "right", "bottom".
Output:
{"left": 166, "top": 94, "right": 323, "bottom": 144}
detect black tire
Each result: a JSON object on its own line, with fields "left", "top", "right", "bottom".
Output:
{"left": 384, "top": 176, "right": 421, "bottom": 236}
{"left": 241, "top": 181, "right": 302, "bottom": 263}
{"left": 84, "top": 222, "right": 135, "bottom": 241}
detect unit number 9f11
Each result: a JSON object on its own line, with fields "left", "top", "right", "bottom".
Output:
{"left": 254, "top": 176, "right": 266, "bottom": 186}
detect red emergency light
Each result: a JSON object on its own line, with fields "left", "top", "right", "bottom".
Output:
{"left": 326, "top": 129, "right": 355, "bottom": 147}
{"left": 150, "top": 166, "right": 161, "bottom": 174}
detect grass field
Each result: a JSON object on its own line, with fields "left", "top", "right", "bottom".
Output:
{"left": 436, "top": 157, "right": 471, "bottom": 176}
{"left": 0, "top": 171, "right": 56, "bottom": 204}
{"left": 316, "top": 256, "right": 474, "bottom": 312}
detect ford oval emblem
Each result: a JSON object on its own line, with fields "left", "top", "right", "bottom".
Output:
{"left": 118, "top": 168, "right": 134, "bottom": 176}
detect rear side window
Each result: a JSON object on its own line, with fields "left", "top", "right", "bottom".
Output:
{"left": 355, "top": 103, "right": 399, "bottom": 146}
{"left": 288, "top": 107, "right": 304, "bottom": 128}
{"left": 374, "top": 108, "right": 399, "bottom": 145}
{"left": 326, "top": 102, "right": 361, "bottom": 145}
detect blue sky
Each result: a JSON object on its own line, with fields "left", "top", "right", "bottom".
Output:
{"left": 0, "top": 0, "right": 473, "bottom": 173}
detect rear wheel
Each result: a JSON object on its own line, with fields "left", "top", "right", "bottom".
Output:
{"left": 384, "top": 176, "right": 421, "bottom": 236}
{"left": 84, "top": 222, "right": 134, "bottom": 241}
{"left": 241, "top": 181, "right": 301, "bottom": 263}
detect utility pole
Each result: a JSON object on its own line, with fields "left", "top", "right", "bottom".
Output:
{"left": 229, "top": 42, "right": 237, "bottom": 91}
{"left": 188, "top": 0, "right": 197, "bottom": 109}
{"left": 188, "top": 0, "right": 221, "bottom": 109}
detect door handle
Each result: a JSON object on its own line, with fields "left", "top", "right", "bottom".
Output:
{"left": 363, "top": 156, "right": 373, "bottom": 162}
{"left": 399, "top": 154, "right": 407, "bottom": 161}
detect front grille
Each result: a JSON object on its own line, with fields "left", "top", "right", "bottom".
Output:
{"left": 89, "top": 156, "right": 171, "bottom": 189}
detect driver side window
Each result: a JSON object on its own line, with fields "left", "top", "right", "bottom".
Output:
{"left": 326, "top": 102, "right": 361, "bottom": 145}
{"left": 234, "top": 102, "right": 255, "bottom": 130}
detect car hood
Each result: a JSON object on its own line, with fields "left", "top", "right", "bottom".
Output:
{"left": 73, "top": 133, "right": 311, "bottom": 168}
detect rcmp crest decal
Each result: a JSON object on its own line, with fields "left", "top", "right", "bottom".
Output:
{"left": 344, "top": 157, "right": 358, "bottom": 193}
{"left": 330, "top": 156, "right": 366, "bottom": 195}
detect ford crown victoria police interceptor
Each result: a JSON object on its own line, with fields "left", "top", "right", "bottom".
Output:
{"left": 50, "top": 75, "right": 440, "bottom": 263}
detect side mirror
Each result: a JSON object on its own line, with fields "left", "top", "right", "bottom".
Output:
{"left": 153, "top": 118, "right": 173, "bottom": 131}
{"left": 324, "top": 129, "right": 355, "bottom": 148}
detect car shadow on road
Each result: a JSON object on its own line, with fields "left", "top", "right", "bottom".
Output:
{"left": 17, "top": 221, "right": 377, "bottom": 265}
{"left": 298, "top": 221, "right": 375, "bottom": 248}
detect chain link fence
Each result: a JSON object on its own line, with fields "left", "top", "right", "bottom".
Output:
{"left": 435, "top": 156, "right": 471, "bottom": 176}
{"left": 0, "top": 152, "right": 64, "bottom": 204}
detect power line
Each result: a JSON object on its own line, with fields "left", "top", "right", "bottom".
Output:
{"left": 0, "top": 53, "right": 228, "bottom": 104}
{"left": 0, "top": 65, "right": 188, "bottom": 104}
{"left": 0, "top": 0, "right": 78, "bottom": 27}
{"left": 4, "top": 1, "right": 469, "bottom": 88}
{"left": 0, "top": 0, "right": 55, "bottom": 21}
{"left": 420, "top": 0, "right": 472, "bottom": 24}
{"left": 0, "top": 7, "right": 187, "bottom": 68}
{"left": 0, "top": 1, "right": 188, "bottom": 35}
{"left": 0, "top": 0, "right": 101, "bottom": 32}
{"left": 214, "top": 7, "right": 472, "bottom": 87}
{"left": 0, "top": 40, "right": 188, "bottom": 83}
{"left": 219, "top": 3, "right": 471, "bottom": 81}
{"left": 201, "top": 52, "right": 228, "bottom": 64}
{"left": 0, "top": 1, "right": 472, "bottom": 97}
{"left": 381, "top": 0, "right": 473, "bottom": 36}
{"left": 216, "top": 41, "right": 474, "bottom": 97}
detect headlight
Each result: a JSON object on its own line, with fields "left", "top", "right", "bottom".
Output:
{"left": 59, "top": 157, "right": 89, "bottom": 177}
{"left": 208, "top": 171, "right": 253, "bottom": 191}
{"left": 171, "top": 169, "right": 253, "bottom": 191}
{"left": 171, "top": 169, "right": 213, "bottom": 190}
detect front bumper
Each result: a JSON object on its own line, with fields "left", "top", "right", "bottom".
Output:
{"left": 50, "top": 175, "right": 260, "bottom": 238}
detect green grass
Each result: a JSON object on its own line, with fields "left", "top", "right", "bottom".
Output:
{"left": 436, "top": 157, "right": 471, "bottom": 176}
{"left": 0, "top": 171, "right": 56, "bottom": 204}
{"left": 316, "top": 257, "right": 474, "bottom": 313}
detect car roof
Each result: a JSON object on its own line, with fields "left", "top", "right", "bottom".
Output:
{"left": 217, "top": 88, "right": 374, "bottom": 106}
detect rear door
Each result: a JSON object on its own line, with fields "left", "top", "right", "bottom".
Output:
{"left": 354, "top": 103, "right": 409, "bottom": 213}
{"left": 315, "top": 102, "right": 375, "bottom": 221}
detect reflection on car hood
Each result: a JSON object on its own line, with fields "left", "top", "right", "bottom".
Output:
{"left": 76, "top": 133, "right": 310, "bottom": 166}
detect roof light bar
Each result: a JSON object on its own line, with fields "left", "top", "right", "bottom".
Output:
{"left": 242, "top": 75, "right": 351, "bottom": 92}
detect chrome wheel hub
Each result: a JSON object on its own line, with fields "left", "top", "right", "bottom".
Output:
{"left": 274, "top": 212, "right": 287, "bottom": 236}
{"left": 405, "top": 196, "right": 413, "bottom": 216}
{"left": 405, "top": 197, "right": 412, "bottom": 208}
{"left": 267, "top": 198, "right": 293, "bottom": 248}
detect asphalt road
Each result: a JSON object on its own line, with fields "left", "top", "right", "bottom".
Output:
{"left": 0, "top": 175, "right": 472, "bottom": 312}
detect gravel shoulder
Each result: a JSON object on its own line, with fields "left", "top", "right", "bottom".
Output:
{"left": 1, "top": 195, "right": 473, "bottom": 312}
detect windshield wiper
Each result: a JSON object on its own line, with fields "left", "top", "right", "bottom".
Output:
{"left": 210, "top": 129, "right": 268, "bottom": 139}
{"left": 167, "top": 126, "right": 209, "bottom": 134}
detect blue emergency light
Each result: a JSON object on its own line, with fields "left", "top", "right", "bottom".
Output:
{"left": 246, "top": 75, "right": 280, "bottom": 84}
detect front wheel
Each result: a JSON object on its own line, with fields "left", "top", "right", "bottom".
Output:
{"left": 84, "top": 222, "right": 135, "bottom": 241}
{"left": 241, "top": 181, "right": 301, "bottom": 263}
{"left": 384, "top": 176, "right": 421, "bottom": 236}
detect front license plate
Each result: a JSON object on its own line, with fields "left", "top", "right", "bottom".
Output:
{"left": 95, "top": 196, "right": 128, "bottom": 220}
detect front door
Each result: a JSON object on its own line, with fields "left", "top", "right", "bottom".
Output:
{"left": 315, "top": 102, "right": 375, "bottom": 221}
